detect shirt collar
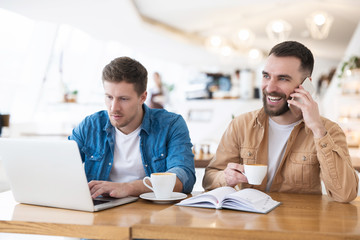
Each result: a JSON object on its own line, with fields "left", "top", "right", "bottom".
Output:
{"left": 140, "top": 104, "right": 151, "bottom": 135}
{"left": 104, "top": 114, "right": 113, "bottom": 135}
{"left": 255, "top": 107, "right": 308, "bottom": 132}
{"left": 255, "top": 108, "right": 267, "bottom": 128}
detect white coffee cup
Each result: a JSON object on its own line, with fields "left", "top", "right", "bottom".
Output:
{"left": 143, "top": 172, "right": 176, "bottom": 199}
{"left": 243, "top": 164, "right": 267, "bottom": 185}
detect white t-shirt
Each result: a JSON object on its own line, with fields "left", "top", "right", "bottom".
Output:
{"left": 266, "top": 118, "right": 301, "bottom": 191}
{"left": 109, "top": 126, "right": 146, "bottom": 183}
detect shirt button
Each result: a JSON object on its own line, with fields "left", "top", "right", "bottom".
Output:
{"left": 161, "top": 153, "right": 164, "bottom": 157}
{"left": 145, "top": 164, "right": 148, "bottom": 167}
{"left": 247, "top": 152, "right": 252, "bottom": 157}
{"left": 90, "top": 156, "right": 94, "bottom": 159}
{"left": 321, "top": 143, "right": 327, "bottom": 148}
{"left": 302, "top": 156, "right": 306, "bottom": 161}
{"left": 109, "top": 163, "right": 112, "bottom": 166}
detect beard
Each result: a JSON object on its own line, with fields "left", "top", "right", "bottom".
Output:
{"left": 262, "top": 90, "right": 290, "bottom": 116}
{"left": 108, "top": 112, "right": 129, "bottom": 130}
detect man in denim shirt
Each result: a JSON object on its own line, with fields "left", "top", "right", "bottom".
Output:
{"left": 69, "top": 57, "right": 195, "bottom": 199}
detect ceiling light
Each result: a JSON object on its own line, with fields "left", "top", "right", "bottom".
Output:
{"left": 266, "top": 20, "right": 292, "bottom": 43}
{"left": 205, "top": 35, "right": 224, "bottom": 53}
{"left": 209, "top": 35, "right": 223, "bottom": 48}
{"left": 233, "top": 28, "right": 255, "bottom": 48}
{"left": 314, "top": 14, "right": 326, "bottom": 26}
{"left": 221, "top": 45, "right": 233, "bottom": 56}
{"left": 306, "top": 11, "right": 333, "bottom": 39}
{"left": 205, "top": 35, "right": 233, "bottom": 57}
{"left": 238, "top": 29, "right": 250, "bottom": 41}
{"left": 249, "top": 49, "right": 261, "bottom": 59}
{"left": 272, "top": 21, "right": 285, "bottom": 33}
{"left": 248, "top": 48, "right": 264, "bottom": 65}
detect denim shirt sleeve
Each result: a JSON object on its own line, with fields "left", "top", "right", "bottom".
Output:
{"left": 161, "top": 115, "right": 196, "bottom": 193}
{"left": 141, "top": 106, "right": 196, "bottom": 194}
{"left": 68, "top": 121, "right": 86, "bottom": 162}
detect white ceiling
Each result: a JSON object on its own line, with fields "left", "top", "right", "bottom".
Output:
{"left": 1, "top": 0, "right": 360, "bottom": 70}
{"left": 134, "top": 0, "right": 360, "bottom": 60}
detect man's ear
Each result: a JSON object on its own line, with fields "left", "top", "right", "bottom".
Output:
{"left": 140, "top": 91, "right": 147, "bottom": 103}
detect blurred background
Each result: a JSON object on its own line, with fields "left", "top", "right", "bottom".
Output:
{"left": 0, "top": 0, "right": 360, "bottom": 139}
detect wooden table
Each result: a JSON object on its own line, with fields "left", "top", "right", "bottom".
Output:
{"left": 0, "top": 191, "right": 359, "bottom": 240}
{"left": 194, "top": 153, "right": 213, "bottom": 168}
{"left": 132, "top": 192, "right": 360, "bottom": 240}
{"left": 0, "top": 191, "right": 168, "bottom": 240}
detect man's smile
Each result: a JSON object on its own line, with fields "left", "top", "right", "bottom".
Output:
{"left": 268, "top": 95, "right": 282, "bottom": 103}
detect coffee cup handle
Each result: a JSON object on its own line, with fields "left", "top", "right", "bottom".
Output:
{"left": 143, "top": 176, "right": 153, "bottom": 191}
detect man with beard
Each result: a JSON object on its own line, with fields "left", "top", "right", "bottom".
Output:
{"left": 69, "top": 57, "right": 195, "bottom": 199}
{"left": 203, "top": 41, "right": 358, "bottom": 203}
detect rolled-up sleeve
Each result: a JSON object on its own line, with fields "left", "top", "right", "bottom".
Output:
{"left": 315, "top": 123, "right": 359, "bottom": 203}
{"left": 166, "top": 115, "right": 196, "bottom": 193}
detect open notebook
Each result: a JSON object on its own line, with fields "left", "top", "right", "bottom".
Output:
{"left": 0, "top": 138, "right": 138, "bottom": 212}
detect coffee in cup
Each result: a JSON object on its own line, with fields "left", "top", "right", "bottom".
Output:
{"left": 143, "top": 172, "right": 176, "bottom": 199}
{"left": 243, "top": 164, "right": 267, "bottom": 185}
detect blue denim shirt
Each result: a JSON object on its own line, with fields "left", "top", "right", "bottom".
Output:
{"left": 69, "top": 104, "right": 196, "bottom": 193}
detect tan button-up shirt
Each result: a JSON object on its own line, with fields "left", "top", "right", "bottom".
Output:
{"left": 203, "top": 108, "right": 359, "bottom": 202}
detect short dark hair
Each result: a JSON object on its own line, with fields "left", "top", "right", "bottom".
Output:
{"left": 269, "top": 41, "right": 314, "bottom": 77}
{"left": 102, "top": 57, "right": 148, "bottom": 95}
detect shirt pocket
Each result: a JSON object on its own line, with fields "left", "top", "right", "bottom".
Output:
{"left": 82, "top": 146, "right": 105, "bottom": 180}
{"left": 240, "top": 147, "right": 257, "bottom": 164}
{"left": 82, "top": 146, "right": 104, "bottom": 162}
{"left": 151, "top": 147, "right": 168, "bottom": 172}
{"left": 287, "top": 152, "right": 320, "bottom": 187}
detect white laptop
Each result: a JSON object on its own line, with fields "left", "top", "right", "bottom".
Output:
{"left": 0, "top": 138, "right": 138, "bottom": 212}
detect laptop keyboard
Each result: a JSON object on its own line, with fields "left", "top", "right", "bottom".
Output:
{"left": 93, "top": 199, "right": 111, "bottom": 205}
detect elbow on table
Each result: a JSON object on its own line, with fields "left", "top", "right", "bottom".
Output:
{"left": 328, "top": 186, "right": 359, "bottom": 203}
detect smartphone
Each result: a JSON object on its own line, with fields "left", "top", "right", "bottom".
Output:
{"left": 289, "top": 77, "right": 315, "bottom": 117}
{"left": 301, "top": 77, "right": 315, "bottom": 96}
{"left": 293, "top": 77, "right": 315, "bottom": 104}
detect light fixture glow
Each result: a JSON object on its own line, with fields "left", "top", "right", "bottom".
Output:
{"left": 249, "top": 49, "right": 260, "bottom": 59}
{"left": 306, "top": 11, "right": 333, "bottom": 39}
{"left": 221, "top": 45, "right": 232, "bottom": 56}
{"left": 238, "top": 29, "right": 250, "bottom": 41}
{"left": 232, "top": 28, "right": 255, "bottom": 49}
{"left": 210, "top": 36, "right": 222, "bottom": 47}
{"left": 314, "top": 14, "right": 326, "bottom": 26}
{"left": 266, "top": 20, "right": 292, "bottom": 42}
{"left": 271, "top": 21, "right": 285, "bottom": 33}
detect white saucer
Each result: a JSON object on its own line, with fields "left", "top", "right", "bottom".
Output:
{"left": 140, "top": 192, "right": 187, "bottom": 204}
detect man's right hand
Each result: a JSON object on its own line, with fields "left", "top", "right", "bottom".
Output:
{"left": 88, "top": 180, "right": 134, "bottom": 199}
{"left": 224, "top": 162, "right": 248, "bottom": 187}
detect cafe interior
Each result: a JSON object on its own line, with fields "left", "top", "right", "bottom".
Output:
{"left": 1, "top": 0, "right": 360, "bottom": 239}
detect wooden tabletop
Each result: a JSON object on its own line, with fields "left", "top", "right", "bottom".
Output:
{"left": 194, "top": 153, "right": 213, "bottom": 168}
{"left": 132, "top": 192, "right": 360, "bottom": 240}
{"left": 0, "top": 191, "right": 169, "bottom": 240}
{"left": 0, "top": 191, "right": 359, "bottom": 240}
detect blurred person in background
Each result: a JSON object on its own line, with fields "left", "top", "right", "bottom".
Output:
{"left": 148, "top": 72, "right": 168, "bottom": 109}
